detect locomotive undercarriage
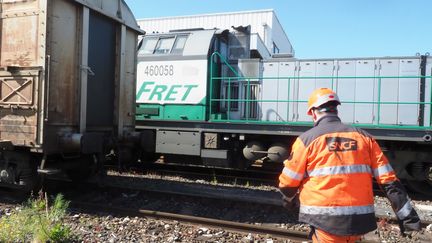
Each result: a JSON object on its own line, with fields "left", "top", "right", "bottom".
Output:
{"left": 137, "top": 120, "right": 432, "bottom": 195}
{"left": 383, "top": 146, "right": 432, "bottom": 195}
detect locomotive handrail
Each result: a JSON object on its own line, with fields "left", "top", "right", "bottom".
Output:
{"left": 209, "top": 98, "right": 432, "bottom": 105}
{"left": 209, "top": 52, "right": 242, "bottom": 120}
{"left": 209, "top": 52, "right": 240, "bottom": 77}
{"left": 211, "top": 75, "right": 432, "bottom": 79}
{"left": 209, "top": 54, "right": 432, "bottom": 130}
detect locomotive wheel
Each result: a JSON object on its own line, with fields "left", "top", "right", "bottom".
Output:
{"left": 405, "top": 180, "right": 432, "bottom": 196}
{"left": 405, "top": 162, "right": 432, "bottom": 196}
{"left": 232, "top": 152, "right": 252, "bottom": 170}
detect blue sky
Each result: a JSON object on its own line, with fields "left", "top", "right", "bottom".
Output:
{"left": 124, "top": 0, "right": 431, "bottom": 59}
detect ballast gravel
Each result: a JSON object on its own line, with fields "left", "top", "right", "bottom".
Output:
{"left": 1, "top": 172, "right": 432, "bottom": 242}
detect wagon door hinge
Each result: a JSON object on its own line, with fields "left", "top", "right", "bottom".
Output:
{"left": 80, "top": 65, "right": 95, "bottom": 76}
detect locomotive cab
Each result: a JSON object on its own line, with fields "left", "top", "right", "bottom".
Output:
{"left": 135, "top": 27, "right": 266, "bottom": 168}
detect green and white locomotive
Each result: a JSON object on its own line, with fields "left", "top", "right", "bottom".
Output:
{"left": 136, "top": 27, "right": 432, "bottom": 194}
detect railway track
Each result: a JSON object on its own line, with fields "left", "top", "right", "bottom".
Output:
{"left": 106, "top": 162, "right": 430, "bottom": 200}
{"left": 45, "top": 172, "right": 432, "bottom": 226}
{"left": 71, "top": 201, "right": 309, "bottom": 242}
{"left": 107, "top": 161, "right": 280, "bottom": 186}
{"left": 3, "top": 172, "right": 431, "bottom": 242}
{"left": 43, "top": 174, "right": 432, "bottom": 242}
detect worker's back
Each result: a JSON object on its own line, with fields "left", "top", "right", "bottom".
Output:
{"left": 295, "top": 115, "right": 377, "bottom": 234}
{"left": 279, "top": 88, "right": 420, "bottom": 242}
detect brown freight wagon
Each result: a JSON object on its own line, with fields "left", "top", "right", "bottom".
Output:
{"left": 0, "top": 0, "right": 143, "bottom": 190}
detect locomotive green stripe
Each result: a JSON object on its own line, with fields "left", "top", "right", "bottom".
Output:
{"left": 136, "top": 98, "right": 207, "bottom": 121}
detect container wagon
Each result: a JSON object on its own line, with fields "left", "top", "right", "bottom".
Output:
{"left": 0, "top": 0, "right": 142, "bottom": 191}
{"left": 135, "top": 28, "right": 432, "bottom": 195}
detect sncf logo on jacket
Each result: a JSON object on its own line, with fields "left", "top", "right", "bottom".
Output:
{"left": 326, "top": 137, "right": 358, "bottom": 151}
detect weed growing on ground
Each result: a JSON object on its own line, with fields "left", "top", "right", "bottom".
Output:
{"left": 211, "top": 171, "right": 218, "bottom": 184}
{"left": 0, "top": 193, "right": 76, "bottom": 242}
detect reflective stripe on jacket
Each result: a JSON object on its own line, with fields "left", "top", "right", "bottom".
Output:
{"left": 279, "top": 115, "right": 400, "bottom": 235}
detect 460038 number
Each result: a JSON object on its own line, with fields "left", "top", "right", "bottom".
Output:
{"left": 144, "top": 65, "right": 174, "bottom": 76}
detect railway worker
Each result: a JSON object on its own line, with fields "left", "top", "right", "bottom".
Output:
{"left": 278, "top": 88, "right": 421, "bottom": 242}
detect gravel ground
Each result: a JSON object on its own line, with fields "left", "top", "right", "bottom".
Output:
{"left": 110, "top": 170, "right": 432, "bottom": 222}
{"left": 1, "top": 198, "right": 431, "bottom": 242}
{"left": 1, "top": 171, "right": 432, "bottom": 242}
{"left": 65, "top": 212, "right": 299, "bottom": 243}
{"left": 0, "top": 201, "right": 302, "bottom": 242}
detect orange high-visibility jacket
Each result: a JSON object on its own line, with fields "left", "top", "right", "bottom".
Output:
{"left": 279, "top": 115, "right": 420, "bottom": 235}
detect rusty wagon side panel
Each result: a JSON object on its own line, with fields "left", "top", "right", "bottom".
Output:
{"left": 0, "top": 0, "right": 47, "bottom": 148}
{"left": 45, "top": 0, "right": 81, "bottom": 126}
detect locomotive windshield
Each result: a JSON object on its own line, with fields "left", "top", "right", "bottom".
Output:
{"left": 139, "top": 34, "right": 189, "bottom": 55}
{"left": 154, "top": 36, "right": 175, "bottom": 54}
{"left": 138, "top": 37, "right": 158, "bottom": 55}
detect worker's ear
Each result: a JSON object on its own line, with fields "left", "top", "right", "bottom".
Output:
{"left": 311, "top": 109, "right": 317, "bottom": 121}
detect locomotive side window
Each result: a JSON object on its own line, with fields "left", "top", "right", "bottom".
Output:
{"left": 154, "top": 36, "right": 175, "bottom": 54}
{"left": 171, "top": 35, "right": 188, "bottom": 54}
{"left": 139, "top": 37, "right": 158, "bottom": 55}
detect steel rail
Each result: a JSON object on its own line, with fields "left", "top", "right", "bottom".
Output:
{"left": 71, "top": 201, "right": 310, "bottom": 242}
{"left": 39, "top": 176, "right": 432, "bottom": 243}
{"left": 44, "top": 174, "right": 432, "bottom": 229}
{"left": 105, "top": 163, "right": 279, "bottom": 186}
{"left": 97, "top": 175, "right": 432, "bottom": 226}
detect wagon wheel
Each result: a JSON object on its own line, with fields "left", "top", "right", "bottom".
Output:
{"left": 65, "top": 155, "right": 98, "bottom": 182}
{"left": 17, "top": 161, "right": 39, "bottom": 192}
{"left": 0, "top": 152, "right": 40, "bottom": 195}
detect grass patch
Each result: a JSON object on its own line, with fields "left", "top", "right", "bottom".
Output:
{"left": 0, "top": 193, "right": 76, "bottom": 242}
{"left": 211, "top": 171, "right": 218, "bottom": 184}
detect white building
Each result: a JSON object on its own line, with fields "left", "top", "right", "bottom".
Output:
{"left": 137, "top": 9, "right": 294, "bottom": 59}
